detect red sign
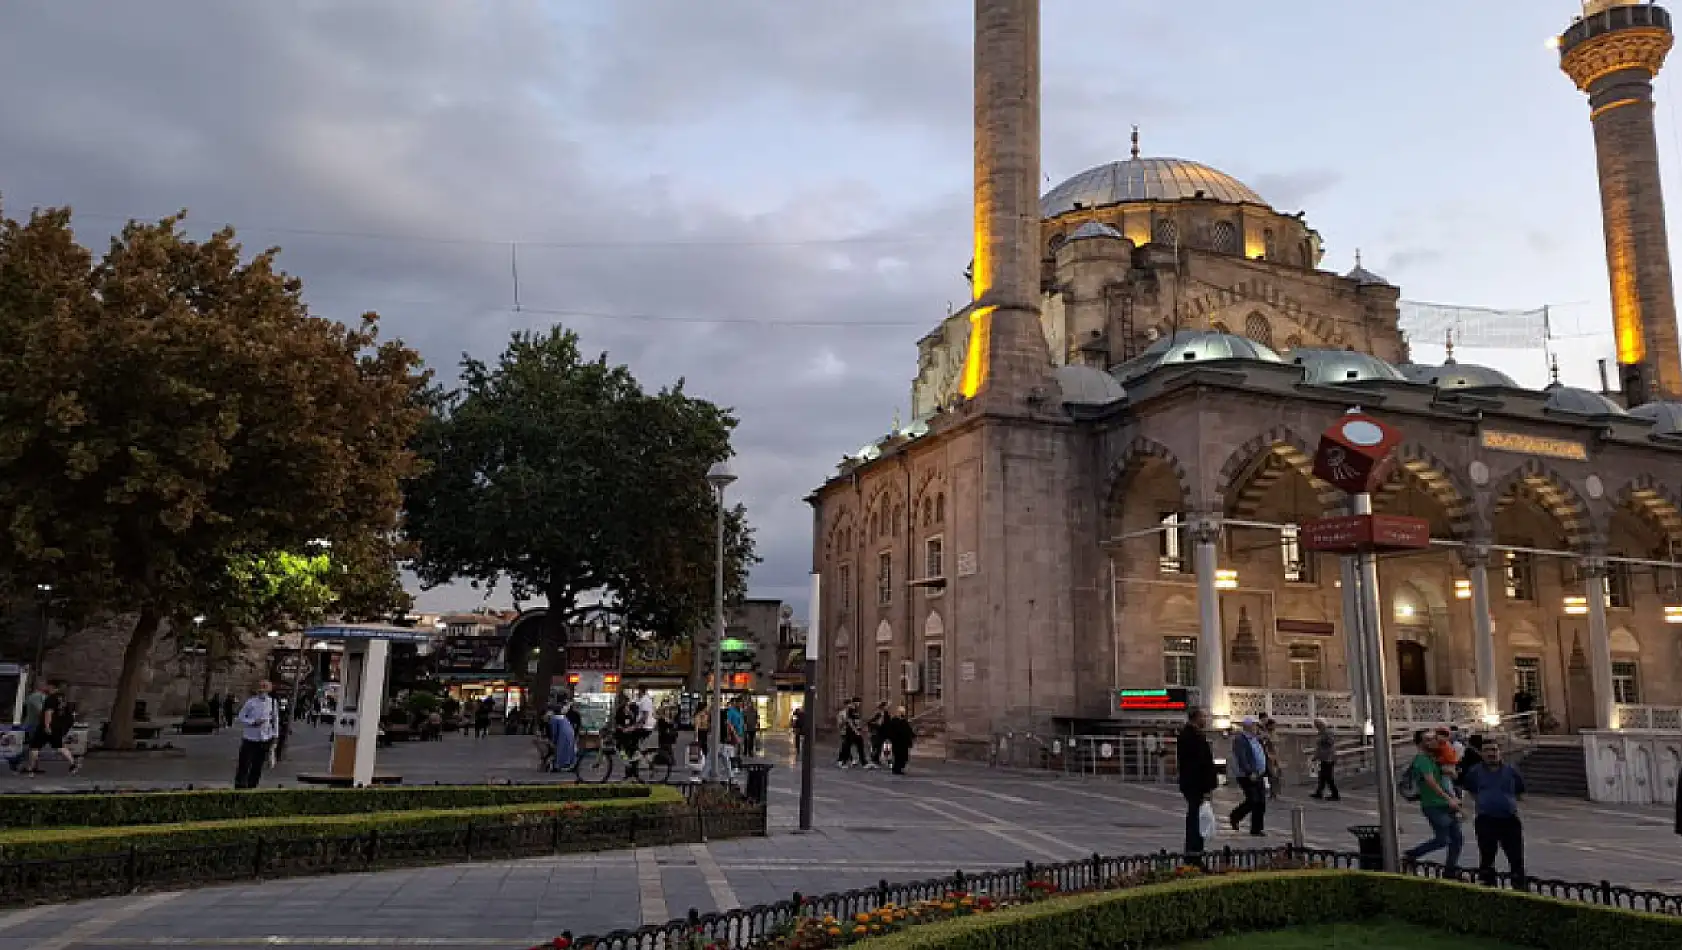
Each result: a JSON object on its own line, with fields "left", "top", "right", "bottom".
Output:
{"left": 1311, "top": 413, "right": 1404, "bottom": 495}
{"left": 1300, "top": 514, "right": 1430, "bottom": 553}
{"left": 1114, "top": 688, "right": 1190, "bottom": 713}
{"left": 566, "top": 645, "right": 619, "bottom": 672}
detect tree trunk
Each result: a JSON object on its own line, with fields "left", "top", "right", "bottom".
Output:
{"left": 105, "top": 608, "right": 162, "bottom": 750}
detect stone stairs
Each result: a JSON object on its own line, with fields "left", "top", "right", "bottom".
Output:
{"left": 1510, "top": 742, "right": 1589, "bottom": 798}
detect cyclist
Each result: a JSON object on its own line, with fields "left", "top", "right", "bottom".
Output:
{"left": 616, "top": 689, "right": 657, "bottom": 773}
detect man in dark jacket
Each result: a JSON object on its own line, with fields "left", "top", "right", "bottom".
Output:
{"left": 1176, "top": 707, "right": 1218, "bottom": 854}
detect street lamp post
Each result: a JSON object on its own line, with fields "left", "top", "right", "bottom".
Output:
{"left": 704, "top": 461, "right": 735, "bottom": 783}
{"left": 32, "top": 584, "right": 52, "bottom": 677}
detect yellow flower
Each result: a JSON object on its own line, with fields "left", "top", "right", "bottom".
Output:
{"left": 941, "top": 903, "right": 957, "bottom": 912}
{"left": 826, "top": 928, "right": 841, "bottom": 937}
{"left": 854, "top": 914, "right": 870, "bottom": 924}
{"left": 852, "top": 926, "right": 867, "bottom": 936}
{"left": 959, "top": 898, "right": 973, "bottom": 907}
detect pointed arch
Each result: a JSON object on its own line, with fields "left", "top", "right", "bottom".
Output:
{"left": 1613, "top": 471, "right": 1682, "bottom": 545}
{"left": 1106, "top": 436, "right": 1192, "bottom": 528}
{"left": 1488, "top": 459, "right": 1597, "bottom": 551}
{"left": 1215, "top": 426, "right": 1342, "bottom": 518}
{"left": 1372, "top": 443, "right": 1476, "bottom": 539}
{"left": 924, "top": 611, "right": 945, "bottom": 640}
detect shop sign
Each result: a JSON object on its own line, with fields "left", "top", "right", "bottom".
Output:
{"left": 1301, "top": 514, "right": 1429, "bottom": 553}
{"left": 1113, "top": 688, "right": 1189, "bottom": 714}
{"left": 441, "top": 635, "right": 507, "bottom": 674}
{"left": 1480, "top": 430, "right": 1588, "bottom": 462}
{"left": 566, "top": 644, "right": 620, "bottom": 672}
{"left": 623, "top": 640, "right": 693, "bottom": 678}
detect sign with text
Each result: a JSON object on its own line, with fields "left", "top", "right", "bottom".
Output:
{"left": 1312, "top": 413, "right": 1404, "bottom": 495}
{"left": 566, "top": 644, "right": 620, "bottom": 672}
{"left": 441, "top": 635, "right": 507, "bottom": 675}
{"left": 622, "top": 640, "right": 693, "bottom": 679}
{"left": 1480, "top": 429, "right": 1588, "bottom": 462}
{"left": 1276, "top": 618, "right": 1337, "bottom": 637}
{"left": 1114, "top": 688, "right": 1190, "bottom": 714}
{"left": 1301, "top": 514, "right": 1430, "bottom": 553}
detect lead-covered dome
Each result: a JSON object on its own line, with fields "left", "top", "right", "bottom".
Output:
{"left": 1055, "top": 364, "right": 1127, "bottom": 406}
{"left": 1399, "top": 361, "right": 1518, "bottom": 390}
{"left": 1113, "top": 330, "right": 1285, "bottom": 381}
{"left": 1544, "top": 384, "right": 1625, "bottom": 417}
{"left": 1630, "top": 401, "right": 1682, "bottom": 434}
{"left": 1041, "top": 158, "right": 1268, "bottom": 218}
{"left": 1289, "top": 348, "right": 1406, "bottom": 385}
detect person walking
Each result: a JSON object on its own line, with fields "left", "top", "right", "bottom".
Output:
{"left": 6, "top": 681, "right": 50, "bottom": 772}
{"left": 1310, "top": 718, "right": 1340, "bottom": 801}
{"left": 1176, "top": 707, "right": 1219, "bottom": 855}
{"left": 1461, "top": 739, "right": 1526, "bottom": 889}
{"left": 208, "top": 692, "right": 223, "bottom": 729}
{"left": 836, "top": 697, "right": 866, "bottom": 767}
{"left": 1403, "top": 730, "right": 1464, "bottom": 871}
{"left": 741, "top": 699, "right": 761, "bottom": 759}
{"left": 883, "top": 706, "right": 915, "bottom": 775}
{"left": 473, "top": 697, "right": 492, "bottom": 738}
{"left": 1227, "top": 717, "right": 1268, "bottom": 836}
{"left": 790, "top": 706, "right": 806, "bottom": 759}
{"left": 222, "top": 694, "right": 237, "bottom": 732}
{"left": 865, "top": 701, "right": 889, "bottom": 770}
{"left": 233, "top": 680, "right": 278, "bottom": 789}
{"left": 12, "top": 682, "right": 78, "bottom": 776}
{"left": 1260, "top": 715, "right": 1283, "bottom": 800}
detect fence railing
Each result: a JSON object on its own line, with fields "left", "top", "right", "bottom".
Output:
{"left": 0, "top": 803, "right": 767, "bottom": 908}
{"left": 571, "top": 845, "right": 1682, "bottom": 950}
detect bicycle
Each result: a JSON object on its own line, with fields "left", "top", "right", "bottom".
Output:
{"left": 574, "top": 730, "right": 672, "bottom": 784}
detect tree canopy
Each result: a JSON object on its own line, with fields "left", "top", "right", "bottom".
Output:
{"left": 0, "top": 205, "right": 428, "bottom": 746}
{"left": 404, "top": 327, "right": 756, "bottom": 653}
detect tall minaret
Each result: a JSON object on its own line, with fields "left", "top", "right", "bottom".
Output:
{"left": 1560, "top": 0, "right": 1682, "bottom": 405}
{"left": 959, "top": 0, "right": 1053, "bottom": 407}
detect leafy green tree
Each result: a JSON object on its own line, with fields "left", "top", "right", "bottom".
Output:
{"left": 0, "top": 205, "right": 428, "bottom": 747}
{"left": 405, "top": 328, "right": 756, "bottom": 687}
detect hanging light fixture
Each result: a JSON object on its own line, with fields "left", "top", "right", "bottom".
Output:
{"left": 1563, "top": 595, "right": 1589, "bottom": 616}
{"left": 1215, "top": 569, "right": 1239, "bottom": 590}
{"left": 1454, "top": 578, "right": 1472, "bottom": 600}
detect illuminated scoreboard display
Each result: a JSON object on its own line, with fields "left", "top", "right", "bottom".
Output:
{"left": 1113, "top": 688, "right": 1190, "bottom": 714}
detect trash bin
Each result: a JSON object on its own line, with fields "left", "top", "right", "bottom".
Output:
{"left": 1348, "top": 825, "right": 1382, "bottom": 871}
{"left": 743, "top": 763, "right": 774, "bottom": 804}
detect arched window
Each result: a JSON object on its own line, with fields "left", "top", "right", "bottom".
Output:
{"left": 1153, "top": 218, "right": 1178, "bottom": 247}
{"left": 1047, "top": 233, "right": 1067, "bottom": 253}
{"left": 1244, "top": 312, "right": 1273, "bottom": 349}
{"left": 922, "top": 497, "right": 933, "bottom": 527}
{"left": 1211, "top": 220, "right": 1239, "bottom": 254}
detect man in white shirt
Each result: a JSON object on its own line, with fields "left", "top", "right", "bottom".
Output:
{"left": 234, "top": 680, "right": 278, "bottom": 789}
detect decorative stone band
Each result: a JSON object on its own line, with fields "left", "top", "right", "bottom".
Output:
{"left": 1562, "top": 27, "right": 1674, "bottom": 91}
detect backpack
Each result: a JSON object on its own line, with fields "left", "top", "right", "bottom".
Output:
{"left": 1397, "top": 761, "right": 1422, "bottom": 802}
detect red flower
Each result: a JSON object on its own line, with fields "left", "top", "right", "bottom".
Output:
{"left": 553, "top": 939, "right": 571, "bottom": 949}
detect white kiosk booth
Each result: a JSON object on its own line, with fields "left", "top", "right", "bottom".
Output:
{"left": 299, "top": 623, "right": 430, "bottom": 788}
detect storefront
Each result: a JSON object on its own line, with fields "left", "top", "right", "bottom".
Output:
{"left": 622, "top": 638, "right": 693, "bottom": 723}
{"left": 770, "top": 644, "right": 808, "bottom": 732}
{"left": 562, "top": 644, "right": 621, "bottom": 734}
{"left": 439, "top": 631, "right": 524, "bottom": 713}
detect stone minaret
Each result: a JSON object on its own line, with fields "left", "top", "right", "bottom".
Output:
{"left": 959, "top": 0, "right": 1053, "bottom": 408}
{"left": 1560, "top": 0, "right": 1682, "bottom": 404}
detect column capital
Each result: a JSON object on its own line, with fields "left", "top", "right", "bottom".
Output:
{"left": 1186, "top": 513, "right": 1222, "bottom": 546}
{"left": 1457, "top": 540, "right": 1495, "bottom": 568}
{"left": 1579, "top": 554, "right": 1610, "bottom": 579}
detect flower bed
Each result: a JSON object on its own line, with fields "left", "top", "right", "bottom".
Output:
{"left": 0, "top": 782, "right": 654, "bottom": 829}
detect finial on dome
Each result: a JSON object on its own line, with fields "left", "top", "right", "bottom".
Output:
{"left": 892, "top": 407, "right": 902, "bottom": 433}
{"left": 1444, "top": 329, "right": 1457, "bottom": 365}
{"left": 1550, "top": 353, "right": 1561, "bottom": 385}
{"left": 1131, "top": 125, "right": 1141, "bottom": 160}
{"left": 1355, "top": 248, "right": 1363, "bottom": 267}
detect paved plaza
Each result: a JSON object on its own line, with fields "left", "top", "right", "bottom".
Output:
{"left": 1, "top": 731, "right": 1677, "bottom": 949}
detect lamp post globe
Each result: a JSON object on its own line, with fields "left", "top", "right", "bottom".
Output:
{"left": 706, "top": 461, "right": 736, "bottom": 490}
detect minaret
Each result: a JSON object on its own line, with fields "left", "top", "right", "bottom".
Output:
{"left": 959, "top": 0, "right": 1053, "bottom": 407}
{"left": 1560, "top": 0, "right": 1682, "bottom": 405}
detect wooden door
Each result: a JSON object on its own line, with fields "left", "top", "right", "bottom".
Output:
{"left": 1396, "top": 640, "right": 1429, "bottom": 696}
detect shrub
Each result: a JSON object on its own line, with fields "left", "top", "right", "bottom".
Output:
{"left": 853, "top": 873, "right": 1682, "bottom": 950}
{"left": 0, "top": 782, "right": 653, "bottom": 829}
{"left": 186, "top": 703, "right": 212, "bottom": 719}
{"left": 0, "top": 786, "right": 689, "bottom": 860}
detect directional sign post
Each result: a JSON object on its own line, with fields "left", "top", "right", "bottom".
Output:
{"left": 1308, "top": 410, "right": 1407, "bottom": 873}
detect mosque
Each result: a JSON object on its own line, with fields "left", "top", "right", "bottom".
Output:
{"left": 807, "top": 0, "right": 1682, "bottom": 762}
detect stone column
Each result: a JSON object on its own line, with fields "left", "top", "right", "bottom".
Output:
{"left": 1582, "top": 555, "right": 1618, "bottom": 730}
{"left": 1339, "top": 556, "right": 1368, "bottom": 725}
{"left": 1560, "top": 3, "right": 1682, "bottom": 401}
{"left": 1462, "top": 543, "right": 1499, "bottom": 721}
{"left": 1190, "top": 514, "right": 1226, "bottom": 719}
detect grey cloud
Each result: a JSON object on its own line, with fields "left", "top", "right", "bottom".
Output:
{"left": 1248, "top": 170, "right": 1343, "bottom": 211}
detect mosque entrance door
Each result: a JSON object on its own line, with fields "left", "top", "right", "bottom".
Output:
{"left": 1396, "top": 641, "right": 1429, "bottom": 696}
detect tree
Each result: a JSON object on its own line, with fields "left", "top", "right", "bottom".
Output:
{"left": 404, "top": 328, "right": 756, "bottom": 679}
{"left": 0, "top": 205, "right": 428, "bottom": 747}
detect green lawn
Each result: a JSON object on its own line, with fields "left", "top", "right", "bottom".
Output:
{"left": 1180, "top": 921, "right": 1526, "bottom": 950}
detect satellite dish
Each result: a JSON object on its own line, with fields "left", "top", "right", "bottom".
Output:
{"left": 779, "top": 604, "right": 794, "bottom": 620}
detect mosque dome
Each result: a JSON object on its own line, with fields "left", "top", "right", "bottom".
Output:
{"left": 1346, "top": 263, "right": 1390, "bottom": 287}
{"left": 1630, "top": 400, "right": 1682, "bottom": 434}
{"left": 1041, "top": 157, "right": 1268, "bottom": 218}
{"left": 1114, "top": 330, "right": 1285, "bottom": 381}
{"left": 1288, "top": 348, "right": 1406, "bottom": 385}
{"left": 1543, "top": 383, "right": 1626, "bottom": 417}
{"left": 1066, "top": 221, "right": 1125, "bottom": 242}
{"left": 1055, "top": 363, "right": 1127, "bottom": 406}
{"left": 1400, "top": 361, "right": 1518, "bottom": 390}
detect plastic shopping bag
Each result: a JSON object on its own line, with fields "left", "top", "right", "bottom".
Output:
{"left": 1197, "top": 801, "right": 1217, "bottom": 840}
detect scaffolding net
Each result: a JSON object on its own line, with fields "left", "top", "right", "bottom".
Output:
{"left": 1398, "top": 300, "right": 1549, "bottom": 350}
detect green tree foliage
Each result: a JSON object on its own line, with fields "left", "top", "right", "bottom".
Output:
{"left": 405, "top": 327, "right": 756, "bottom": 654}
{"left": 0, "top": 205, "right": 428, "bottom": 747}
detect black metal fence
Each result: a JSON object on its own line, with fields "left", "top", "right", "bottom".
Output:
{"left": 0, "top": 803, "right": 766, "bottom": 908}
{"left": 573, "top": 845, "right": 1682, "bottom": 950}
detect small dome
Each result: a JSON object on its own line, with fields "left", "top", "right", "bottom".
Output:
{"left": 1630, "top": 400, "right": 1682, "bottom": 434}
{"left": 1346, "top": 264, "right": 1390, "bottom": 286}
{"left": 1067, "top": 221, "right": 1125, "bottom": 242}
{"left": 1042, "top": 157, "right": 1268, "bottom": 218}
{"left": 1401, "top": 361, "right": 1518, "bottom": 390}
{"left": 1289, "top": 348, "right": 1406, "bottom": 385}
{"left": 1055, "top": 363, "right": 1127, "bottom": 406}
{"left": 1544, "top": 383, "right": 1626, "bottom": 417}
{"left": 1115, "top": 330, "right": 1285, "bottom": 381}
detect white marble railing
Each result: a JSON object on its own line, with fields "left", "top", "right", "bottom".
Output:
{"left": 1613, "top": 704, "right": 1682, "bottom": 731}
{"left": 1220, "top": 688, "right": 1487, "bottom": 730}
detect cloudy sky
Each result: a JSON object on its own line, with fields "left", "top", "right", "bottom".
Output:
{"left": 0, "top": 1, "right": 1669, "bottom": 620}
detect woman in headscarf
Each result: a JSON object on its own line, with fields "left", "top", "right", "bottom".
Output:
{"left": 883, "top": 706, "right": 916, "bottom": 776}
{"left": 549, "top": 699, "right": 578, "bottom": 772}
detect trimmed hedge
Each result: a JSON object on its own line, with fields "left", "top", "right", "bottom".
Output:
{"left": 0, "top": 782, "right": 652, "bottom": 829}
{"left": 0, "top": 786, "right": 686, "bottom": 860}
{"left": 860, "top": 872, "right": 1682, "bottom": 950}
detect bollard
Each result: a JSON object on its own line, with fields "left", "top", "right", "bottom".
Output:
{"left": 1291, "top": 806, "right": 1306, "bottom": 850}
